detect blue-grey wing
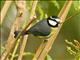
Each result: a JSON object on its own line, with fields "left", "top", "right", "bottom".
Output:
{"left": 28, "top": 20, "right": 51, "bottom": 36}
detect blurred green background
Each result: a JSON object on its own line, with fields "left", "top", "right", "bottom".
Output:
{"left": 0, "top": 0, "right": 80, "bottom": 60}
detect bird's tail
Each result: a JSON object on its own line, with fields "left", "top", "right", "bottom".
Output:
{"left": 14, "top": 31, "right": 28, "bottom": 38}
{"left": 14, "top": 31, "right": 20, "bottom": 38}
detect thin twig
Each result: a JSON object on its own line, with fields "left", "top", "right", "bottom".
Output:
{"left": 11, "top": 52, "right": 34, "bottom": 58}
{"left": 32, "top": 40, "right": 47, "bottom": 60}
{"left": 10, "top": 37, "right": 23, "bottom": 60}
{"left": 10, "top": 1, "right": 27, "bottom": 60}
{"left": 38, "top": 0, "right": 72, "bottom": 60}
{"left": 1, "top": 1, "right": 25, "bottom": 60}
{"left": 22, "top": 1, "right": 38, "bottom": 32}
{"left": 66, "top": 10, "right": 80, "bottom": 21}
{"left": 0, "top": 1, "right": 12, "bottom": 24}
{"left": 17, "top": 1, "right": 38, "bottom": 60}
{"left": 17, "top": 35, "right": 28, "bottom": 60}
{"left": 32, "top": 0, "right": 72, "bottom": 60}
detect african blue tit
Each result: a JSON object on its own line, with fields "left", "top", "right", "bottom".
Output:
{"left": 14, "top": 16, "right": 61, "bottom": 38}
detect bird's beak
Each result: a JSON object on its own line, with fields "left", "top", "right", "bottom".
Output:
{"left": 58, "top": 20, "right": 63, "bottom": 26}
{"left": 59, "top": 20, "right": 63, "bottom": 24}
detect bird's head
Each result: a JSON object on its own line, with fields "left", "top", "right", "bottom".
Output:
{"left": 47, "top": 16, "right": 61, "bottom": 27}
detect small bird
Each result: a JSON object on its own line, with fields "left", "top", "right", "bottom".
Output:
{"left": 14, "top": 16, "right": 61, "bottom": 38}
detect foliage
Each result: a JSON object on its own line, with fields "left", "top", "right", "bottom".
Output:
{"left": 0, "top": 0, "right": 80, "bottom": 60}
{"left": 65, "top": 40, "right": 80, "bottom": 60}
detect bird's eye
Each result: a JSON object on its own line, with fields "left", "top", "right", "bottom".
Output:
{"left": 49, "top": 16, "right": 60, "bottom": 22}
{"left": 50, "top": 16, "right": 55, "bottom": 20}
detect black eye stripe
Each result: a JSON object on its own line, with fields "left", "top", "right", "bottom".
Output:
{"left": 48, "top": 16, "right": 60, "bottom": 21}
{"left": 50, "top": 16, "right": 59, "bottom": 19}
{"left": 50, "top": 16, "right": 55, "bottom": 20}
{"left": 48, "top": 19, "right": 58, "bottom": 23}
{"left": 47, "top": 17, "right": 59, "bottom": 22}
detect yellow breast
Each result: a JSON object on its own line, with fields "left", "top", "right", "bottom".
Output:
{"left": 35, "top": 27, "right": 58, "bottom": 39}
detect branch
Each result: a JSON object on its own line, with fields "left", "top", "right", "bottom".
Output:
{"left": 0, "top": 1, "right": 12, "bottom": 24}
{"left": 1, "top": 1, "right": 26, "bottom": 60}
{"left": 10, "top": 1, "right": 27, "bottom": 60}
{"left": 17, "top": 1, "right": 38, "bottom": 60}
{"left": 32, "top": 0, "right": 72, "bottom": 60}
{"left": 66, "top": 10, "right": 80, "bottom": 21}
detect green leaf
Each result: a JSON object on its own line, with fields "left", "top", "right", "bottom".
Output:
{"left": 75, "top": 51, "right": 80, "bottom": 60}
{"left": 73, "top": 1, "right": 80, "bottom": 11}
{"left": 37, "top": 4, "right": 45, "bottom": 20}
{"left": 50, "top": 0, "right": 60, "bottom": 9}
{"left": 0, "top": 0, "right": 5, "bottom": 11}
{"left": 47, "top": 55, "right": 52, "bottom": 60}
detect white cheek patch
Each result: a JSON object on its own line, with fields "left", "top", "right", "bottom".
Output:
{"left": 48, "top": 20, "right": 57, "bottom": 26}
